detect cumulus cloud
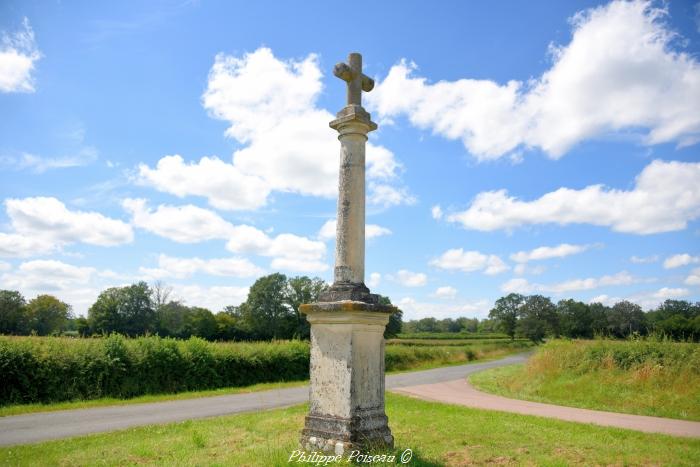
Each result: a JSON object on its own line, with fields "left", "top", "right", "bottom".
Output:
{"left": 170, "top": 284, "right": 249, "bottom": 313}
{"left": 368, "top": 1, "right": 700, "bottom": 160}
{"left": 663, "top": 253, "right": 700, "bottom": 269}
{"left": 685, "top": 268, "right": 700, "bottom": 286}
{"left": 123, "top": 198, "right": 234, "bottom": 243}
{"left": 502, "top": 271, "right": 636, "bottom": 294}
{"left": 0, "top": 197, "right": 133, "bottom": 257}
{"left": 138, "top": 48, "right": 411, "bottom": 210}
{"left": 367, "top": 272, "right": 381, "bottom": 288}
{"left": 591, "top": 287, "right": 690, "bottom": 309}
{"left": 433, "top": 286, "right": 457, "bottom": 299}
{"left": 431, "top": 248, "right": 509, "bottom": 275}
{"left": 317, "top": 219, "right": 392, "bottom": 241}
{"left": 399, "top": 296, "right": 491, "bottom": 320}
{"left": 0, "top": 259, "right": 118, "bottom": 314}
{"left": 510, "top": 243, "right": 590, "bottom": 263}
{"left": 0, "top": 18, "right": 41, "bottom": 93}
{"left": 447, "top": 160, "right": 700, "bottom": 234}
{"left": 431, "top": 205, "right": 443, "bottom": 220}
{"left": 139, "top": 254, "right": 263, "bottom": 280}
{"left": 393, "top": 270, "right": 427, "bottom": 287}
{"left": 123, "top": 198, "right": 327, "bottom": 273}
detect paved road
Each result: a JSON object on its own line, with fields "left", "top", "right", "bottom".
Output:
{"left": 0, "top": 353, "right": 529, "bottom": 447}
{"left": 395, "top": 378, "right": 700, "bottom": 439}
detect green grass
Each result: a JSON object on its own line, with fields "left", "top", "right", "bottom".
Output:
{"left": 1, "top": 393, "right": 698, "bottom": 466}
{"left": 470, "top": 339, "right": 700, "bottom": 421}
{"left": 0, "top": 345, "right": 532, "bottom": 418}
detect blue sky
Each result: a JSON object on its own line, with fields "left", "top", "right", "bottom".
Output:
{"left": 1, "top": 0, "right": 699, "bottom": 318}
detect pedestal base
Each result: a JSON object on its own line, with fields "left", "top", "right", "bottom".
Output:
{"left": 301, "top": 411, "right": 394, "bottom": 454}
{"left": 299, "top": 300, "right": 394, "bottom": 455}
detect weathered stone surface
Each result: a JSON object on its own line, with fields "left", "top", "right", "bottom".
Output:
{"left": 300, "top": 306, "right": 394, "bottom": 454}
{"left": 300, "top": 52, "right": 393, "bottom": 454}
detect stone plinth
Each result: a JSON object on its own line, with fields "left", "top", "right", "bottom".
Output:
{"left": 299, "top": 301, "right": 394, "bottom": 454}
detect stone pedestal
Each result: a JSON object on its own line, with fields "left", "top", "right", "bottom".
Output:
{"left": 299, "top": 301, "right": 394, "bottom": 455}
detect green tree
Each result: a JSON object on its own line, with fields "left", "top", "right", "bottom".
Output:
{"left": 378, "top": 295, "right": 403, "bottom": 338}
{"left": 183, "top": 307, "right": 217, "bottom": 340}
{"left": 557, "top": 299, "right": 594, "bottom": 338}
{"left": 0, "top": 290, "right": 28, "bottom": 335}
{"left": 285, "top": 276, "right": 328, "bottom": 339}
{"left": 489, "top": 293, "right": 524, "bottom": 340}
{"left": 156, "top": 300, "right": 189, "bottom": 338}
{"left": 240, "top": 273, "right": 294, "bottom": 339}
{"left": 518, "top": 295, "right": 557, "bottom": 343}
{"left": 88, "top": 282, "right": 155, "bottom": 336}
{"left": 607, "top": 300, "right": 645, "bottom": 338}
{"left": 25, "top": 294, "right": 71, "bottom": 335}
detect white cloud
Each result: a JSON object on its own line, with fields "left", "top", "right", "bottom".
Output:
{"left": 591, "top": 287, "right": 691, "bottom": 310}
{"left": 139, "top": 48, "right": 411, "bottom": 210}
{"left": 433, "top": 286, "right": 457, "bottom": 299}
{"left": 139, "top": 254, "right": 263, "bottom": 280}
{"left": 510, "top": 243, "right": 589, "bottom": 263}
{"left": 663, "top": 253, "right": 700, "bottom": 269}
{"left": 170, "top": 284, "right": 249, "bottom": 313}
{"left": 0, "top": 197, "right": 133, "bottom": 257}
{"left": 513, "top": 264, "right": 547, "bottom": 276}
{"left": 137, "top": 155, "right": 270, "bottom": 211}
{"left": 630, "top": 255, "right": 659, "bottom": 264}
{"left": 393, "top": 269, "right": 427, "bottom": 287}
{"left": 0, "top": 261, "right": 11, "bottom": 272}
{"left": 431, "top": 205, "right": 443, "bottom": 220}
{"left": 317, "top": 219, "right": 392, "bottom": 241}
{"left": 123, "top": 198, "right": 328, "bottom": 273}
{"left": 0, "top": 260, "right": 110, "bottom": 314}
{"left": 2, "top": 147, "right": 99, "bottom": 173}
{"left": 501, "top": 271, "right": 636, "bottom": 294}
{"left": 685, "top": 268, "right": 700, "bottom": 286}
{"left": 368, "top": 1, "right": 700, "bottom": 160}
{"left": 447, "top": 160, "right": 700, "bottom": 234}
{"left": 0, "top": 18, "right": 40, "bottom": 93}
{"left": 367, "top": 183, "right": 416, "bottom": 209}
{"left": 367, "top": 272, "right": 381, "bottom": 288}
{"left": 399, "top": 296, "right": 491, "bottom": 320}
{"left": 123, "top": 198, "right": 235, "bottom": 243}
{"left": 431, "top": 248, "right": 509, "bottom": 275}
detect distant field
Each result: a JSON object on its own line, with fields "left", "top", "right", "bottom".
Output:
{"left": 388, "top": 338, "right": 529, "bottom": 346}
{"left": 2, "top": 393, "right": 698, "bottom": 466}
{"left": 471, "top": 339, "right": 700, "bottom": 421}
{"left": 396, "top": 332, "right": 510, "bottom": 340}
{"left": 0, "top": 335, "right": 531, "bottom": 410}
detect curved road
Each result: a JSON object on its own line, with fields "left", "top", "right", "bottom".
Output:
{"left": 0, "top": 353, "right": 528, "bottom": 447}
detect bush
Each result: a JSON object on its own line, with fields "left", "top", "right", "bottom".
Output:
{"left": 0, "top": 335, "right": 532, "bottom": 405}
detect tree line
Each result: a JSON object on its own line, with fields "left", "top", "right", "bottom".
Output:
{"left": 488, "top": 294, "right": 700, "bottom": 342}
{"left": 398, "top": 295, "right": 699, "bottom": 342}
{"left": 0, "top": 273, "right": 403, "bottom": 340}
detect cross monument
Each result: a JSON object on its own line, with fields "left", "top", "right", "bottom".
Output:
{"left": 299, "top": 52, "right": 395, "bottom": 455}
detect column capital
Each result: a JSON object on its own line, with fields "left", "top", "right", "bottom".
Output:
{"left": 329, "top": 105, "right": 377, "bottom": 133}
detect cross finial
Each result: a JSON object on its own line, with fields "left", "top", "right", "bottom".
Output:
{"left": 333, "top": 52, "right": 374, "bottom": 107}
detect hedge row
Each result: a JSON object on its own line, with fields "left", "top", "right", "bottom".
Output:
{"left": 0, "top": 335, "right": 531, "bottom": 405}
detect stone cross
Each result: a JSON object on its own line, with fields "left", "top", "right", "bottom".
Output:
{"left": 333, "top": 53, "right": 375, "bottom": 107}
{"left": 299, "top": 52, "right": 394, "bottom": 455}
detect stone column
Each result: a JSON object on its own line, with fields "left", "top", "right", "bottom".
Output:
{"left": 299, "top": 52, "right": 394, "bottom": 455}
{"left": 331, "top": 108, "right": 375, "bottom": 286}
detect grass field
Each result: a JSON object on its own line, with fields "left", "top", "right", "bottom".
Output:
{"left": 470, "top": 339, "right": 700, "bottom": 421}
{"left": 1, "top": 393, "right": 698, "bottom": 466}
